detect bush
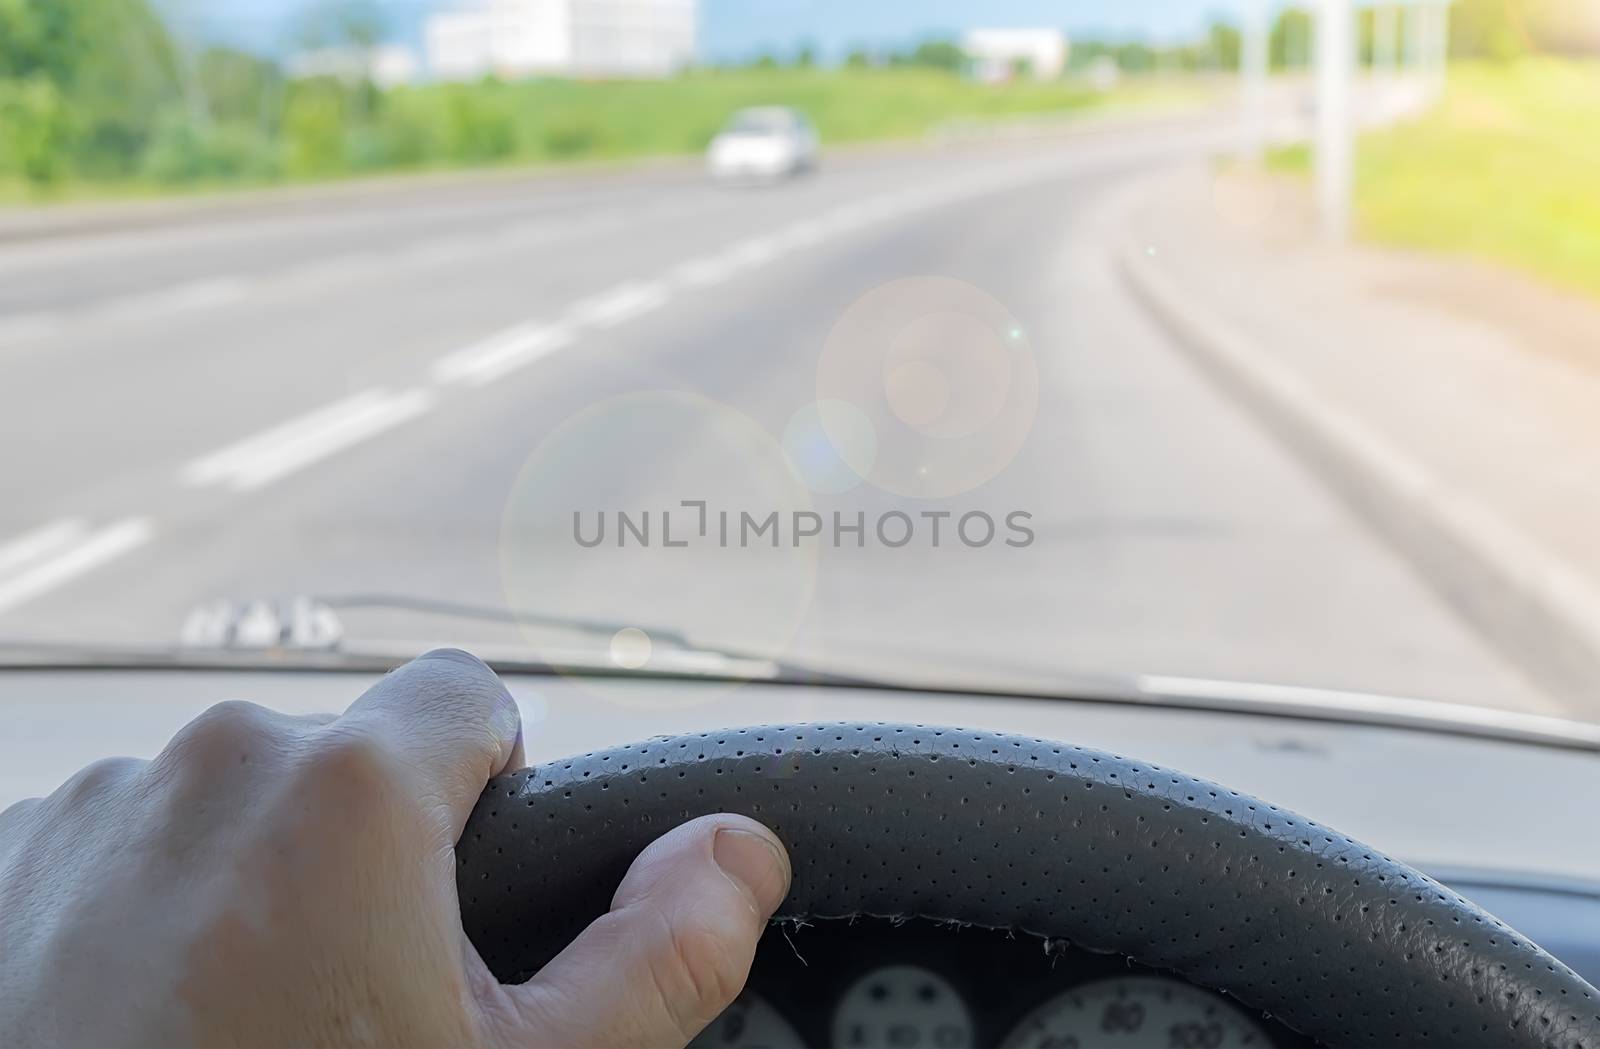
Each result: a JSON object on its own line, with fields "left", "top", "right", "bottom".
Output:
{"left": 439, "top": 84, "right": 518, "bottom": 162}
{"left": 350, "top": 89, "right": 442, "bottom": 169}
{"left": 0, "top": 77, "right": 74, "bottom": 184}
{"left": 139, "top": 111, "right": 282, "bottom": 183}
{"left": 541, "top": 114, "right": 606, "bottom": 158}
{"left": 282, "top": 78, "right": 349, "bottom": 176}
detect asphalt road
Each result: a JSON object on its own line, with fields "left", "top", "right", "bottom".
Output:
{"left": 0, "top": 115, "right": 1554, "bottom": 713}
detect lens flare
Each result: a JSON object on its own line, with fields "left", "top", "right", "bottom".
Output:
{"left": 816, "top": 276, "right": 1038, "bottom": 498}
{"left": 609, "top": 627, "right": 652, "bottom": 669}
{"left": 782, "top": 398, "right": 877, "bottom": 494}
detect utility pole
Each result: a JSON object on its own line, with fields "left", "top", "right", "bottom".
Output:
{"left": 1404, "top": 1, "right": 1426, "bottom": 70}
{"left": 1241, "top": 0, "right": 1270, "bottom": 162}
{"left": 1426, "top": 0, "right": 1451, "bottom": 97}
{"left": 1315, "top": 0, "right": 1354, "bottom": 241}
{"left": 1373, "top": 5, "right": 1399, "bottom": 73}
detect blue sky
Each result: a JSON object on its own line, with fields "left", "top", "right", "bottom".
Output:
{"left": 163, "top": 0, "right": 1244, "bottom": 61}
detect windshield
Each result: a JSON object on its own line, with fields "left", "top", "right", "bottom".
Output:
{"left": 1, "top": 0, "right": 1596, "bottom": 727}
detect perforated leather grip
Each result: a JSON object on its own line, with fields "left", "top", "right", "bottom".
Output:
{"left": 456, "top": 722, "right": 1600, "bottom": 1047}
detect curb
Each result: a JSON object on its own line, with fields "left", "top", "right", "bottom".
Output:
{"left": 1115, "top": 237, "right": 1600, "bottom": 711}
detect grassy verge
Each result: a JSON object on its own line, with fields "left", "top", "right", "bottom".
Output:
{"left": 0, "top": 70, "right": 1202, "bottom": 208}
{"left": 1270, "top": 58, "right": 1600, "bottom": 297}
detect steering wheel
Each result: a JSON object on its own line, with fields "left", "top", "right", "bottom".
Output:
{"left": 455, "top": 722, "right": 1600, "bottom": 1047}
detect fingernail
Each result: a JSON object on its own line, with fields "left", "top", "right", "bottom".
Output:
{"left": 713, "top": 826, "right": 791, "bottom": 916}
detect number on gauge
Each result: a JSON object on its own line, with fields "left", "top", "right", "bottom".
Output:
{"left": 1000, "top": 976, "right": 1272, "bottom": 1049}
{"left": 831, "top": 964, "right": 975, "bottom": 1048}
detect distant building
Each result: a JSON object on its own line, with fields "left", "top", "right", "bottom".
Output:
{"left": 425, "top": 0, "right": 698, "bottom": 82}
{"left": 962, "top": 28, "right": 1069, "bottom": 82}
{"left": 286, "top": 44, "right": 420, "bottom": 88}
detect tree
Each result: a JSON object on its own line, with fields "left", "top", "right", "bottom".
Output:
{"left": 0, "top": 77, "right": 72, "bottom": 183}
{"left": 1449, "top": 0, "right": 1530, "bottom": 60}
{"left": 290, "top": 1, "right": 389, "bottom": 125}
{"left": 1206, "top": 21, "right": 1242, "bottom": 70}
{"left": 1270, "top": 8, "right": 1314, "bottom": 68}
{"left": 196, "top": 48, "right": 286, "bottom": 128}
{"left": 907, "top": 39, "right": 966, "bottom": 73}
{"left": 0, "top": 0, "right": 184, "bottom": 179}
{"left": 1114, "top": 42, "right": 1157, "bottom": 74}
{"left": 294, "top": 0, "right": 386, "bottom": 52}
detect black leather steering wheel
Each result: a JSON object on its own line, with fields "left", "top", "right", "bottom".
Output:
{"left": 456, "top": 722, "right": 1600, "bottom": 1047}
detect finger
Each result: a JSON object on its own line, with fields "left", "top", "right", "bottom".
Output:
{"left": 337, "top": 648, "right": 522, "bottom": 836}
{"left": 499, "top": 814, "right": 791, "bottom": 1049}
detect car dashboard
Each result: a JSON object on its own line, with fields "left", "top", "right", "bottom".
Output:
{"left": 3, "top": 665, "right": 1599, "bottom": 1047}
{"left": 695, "top": 918, "right": 1310, "bottom": 1048}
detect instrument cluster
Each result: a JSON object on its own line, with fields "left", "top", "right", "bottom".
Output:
{"left": 690, "top": 919, "right": 1309, "bottom": 1048}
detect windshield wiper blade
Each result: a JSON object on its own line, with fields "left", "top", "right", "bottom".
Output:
{"left": 309, "top": 592, "right": 878, "bottom": 687}
{"left": 314, "top": 592, "right": 698, "bottom": 651}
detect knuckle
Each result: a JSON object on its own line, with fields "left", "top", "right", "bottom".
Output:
{"left": 0, "top": 796, "right": 43, "bottom": 838}
{"left": 164, "top": 699, "right": 284, "bottom": 768}
{"left": 404, "top": 649, "right": 512, "bottom": 716}
{"left": 296, "top": 728, "right": 403, "bottom": 806}
{"left": 52, "top": 756, "right": 145, "bottom": 807}
{"left": 416, "top": 646, "right": 491, "bottom": 673}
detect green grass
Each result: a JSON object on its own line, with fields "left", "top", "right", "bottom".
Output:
{"left": 1272, "top": 58, "right": 1600, "bottom": 297}
{"left": 0, "top": 69, "right": 1203, "bottom": 207}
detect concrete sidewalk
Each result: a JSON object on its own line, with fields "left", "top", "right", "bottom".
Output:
{"left": 1115, "top": 165, "right": 1600, "bottom": 714}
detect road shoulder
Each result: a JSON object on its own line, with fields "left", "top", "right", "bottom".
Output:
{"left": 1112, "top": 165, "right": 1600, "bottom": 714}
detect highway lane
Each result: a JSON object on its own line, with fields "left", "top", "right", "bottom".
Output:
{"left": 0, "top": 115, "right": 1555, "bottom": 713}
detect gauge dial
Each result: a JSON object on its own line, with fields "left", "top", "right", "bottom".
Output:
{"left": 831, "top": 964, "right": 974, "bottom": 1048}
{"left": 689, "top": 992, "right": 805, "bottom": 1049}
{"left": 1001, "top": 976, "right": 1272, "bottom": 1049}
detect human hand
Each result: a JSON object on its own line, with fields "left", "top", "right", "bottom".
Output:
{"left": 0, "top": 649, "right": 790, "bottom": 1048}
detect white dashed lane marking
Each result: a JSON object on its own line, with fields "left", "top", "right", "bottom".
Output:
{"left": 181, "top": 388, "right": 435, "bottom": 492}
{"left": 0, "top": 517, "right": 154, "bottom": 615}
{"left": 670, "top": 255, "right": 738, "bottom": 289}
{"left": 431, "top": 323, "right": 575, "bottom": 386}
{"left": 566, "top": 281, "right": 670, "bottom": 330}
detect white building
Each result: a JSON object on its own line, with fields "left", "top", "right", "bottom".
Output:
{"left": 962, "top": 28, "right": 1069, "bottom": 82}
{"left": 425, "top": 0, "right": 697, "bottom": 82}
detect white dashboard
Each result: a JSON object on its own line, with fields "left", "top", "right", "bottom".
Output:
{"left": 3, "top": 666, "right": 1598, "bottom": 1002}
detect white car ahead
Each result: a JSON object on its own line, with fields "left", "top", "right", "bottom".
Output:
{"left": 707, "top": 106, "right": 818, "bottom": 181}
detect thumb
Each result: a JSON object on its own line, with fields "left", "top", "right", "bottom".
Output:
{"left": 499, "top": 814, "right": 791, "bottom": 1049}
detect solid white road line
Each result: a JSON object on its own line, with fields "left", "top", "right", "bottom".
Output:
{"left": 182, "top": 388, "right": 435, "bottom": 492}
{"left": 430, "top": 323, "right": 575, "bottom": 386}
{"left": 566, "top": 281, "right": 670, "bottom": 330}
{"left": 0, "top": 517, "right": 153, "bottom": 616}
{"left": 0, "top": 519, "right": 87, "bottom": 579}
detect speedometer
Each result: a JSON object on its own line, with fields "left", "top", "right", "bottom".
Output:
{"left": 1000, "top": 976, "right": 1272, "bottom": 1048}
{"left": 832, "top": 964, "right": 974, "bottom": 1048}
{"left": 689, "top": 992, "right": 805, "bottom": 1049}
